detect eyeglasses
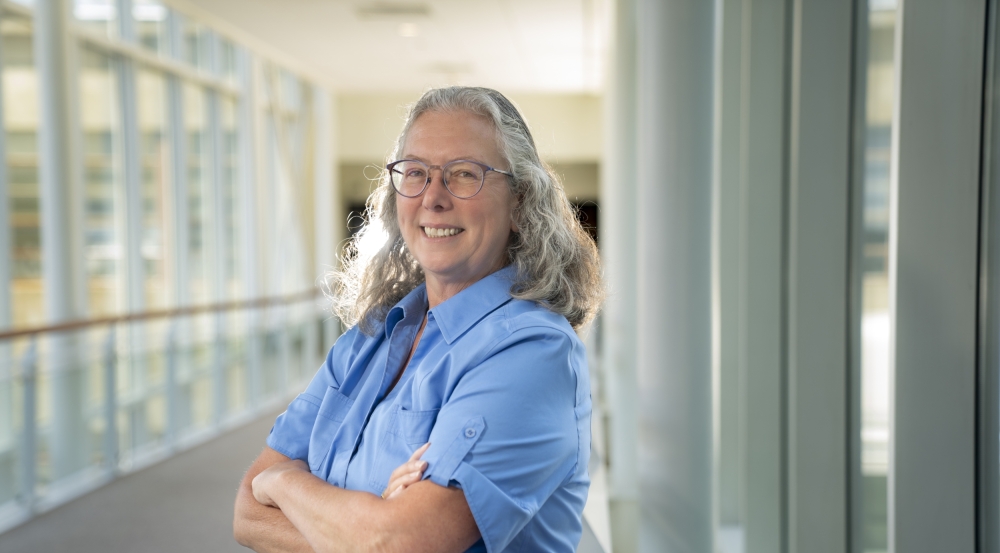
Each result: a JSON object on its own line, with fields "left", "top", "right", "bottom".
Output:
{"left": 386, "top": 159, "right": 513, "bottom": 199}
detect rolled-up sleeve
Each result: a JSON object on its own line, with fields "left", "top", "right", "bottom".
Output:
{"left": 421, "top": 326, "right": 582, "bottom": 553}
{"left": 266, "top": 327, "right": 354, "bottom": 460}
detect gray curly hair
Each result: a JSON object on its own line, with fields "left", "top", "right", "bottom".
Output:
{"left": 329, "top": 86, "right": 604, "bottom": 335}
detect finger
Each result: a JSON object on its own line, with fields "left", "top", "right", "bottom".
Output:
{"left": 387, "top": 471, "right": 424, "bottom": 499}
{"left": 408, "top": 442, "right": 431, "bottom": 462}
{"left": 386, "top": 464, "right": 425, "bottom": 494}
{"left": 389, "top": 457, "right": 429, "bottom": 482}
{"left": 389, "top": 461, "right": 422, "bottom": 482}
{"left": 385, "top": 467, "right": 425, "bottom": 499}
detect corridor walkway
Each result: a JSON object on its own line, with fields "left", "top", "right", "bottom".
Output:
{"left": 0, "top": 407, "right": 605, "bottom": 553}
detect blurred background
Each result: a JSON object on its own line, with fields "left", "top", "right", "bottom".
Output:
{"left": 0, "top": 1, "right": 995, "bottom": 553}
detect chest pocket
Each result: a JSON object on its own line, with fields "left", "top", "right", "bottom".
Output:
{"left": 308, "top": 386, "right": 355, "bottom": 474}
{"left": 368, "top": 406, "right": 439, "bottom": 491}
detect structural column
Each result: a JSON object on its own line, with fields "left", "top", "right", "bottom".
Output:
{"left": 889, "top": 1, "right": 984, "bottom": 551}
{"left": 785, "top": 1, "right": 853, "bottom": 551}
{"left": 237, "top": 47, "right": 263, "bottom": 405}
{"left": 35, "top": 0, "right": 86, "bottom": 481}
{"left": 635, "top": 1, "right": 715, "bottom": 551}
{"left": 600, "top": 0, "right": 638, "bottom": 551}
{"left": 313, "top": 88, "right": 340, "bottom": 350}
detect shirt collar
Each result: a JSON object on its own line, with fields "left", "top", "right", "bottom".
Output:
{"left": 384, "top": 284, "right": 428, "bottom": 339}
{"left": 429, "top": 265, "right": 516, "bottom": 344}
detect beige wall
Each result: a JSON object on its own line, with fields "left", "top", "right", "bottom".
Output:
{"left": 336, "top": 92, "right": 602, "bottom": 205}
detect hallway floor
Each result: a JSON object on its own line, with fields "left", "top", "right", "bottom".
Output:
{"left": 0, "top": 407, "right": 605, "bottom": 553}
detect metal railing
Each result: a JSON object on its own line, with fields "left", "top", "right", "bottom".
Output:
{"left": 0, "top": 289, "right": 335, "bottom": 534}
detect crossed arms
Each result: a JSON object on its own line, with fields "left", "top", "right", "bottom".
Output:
{"left": 232, "top": 446, "right": 480, "bottom": 553}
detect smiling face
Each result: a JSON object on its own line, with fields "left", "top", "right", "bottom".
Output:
{"left": 396, "top": 109, "right": 518, "bottom": 307}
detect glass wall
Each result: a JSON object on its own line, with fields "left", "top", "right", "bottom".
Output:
{"left": 132, "top": 0, "right": 166, "bottom": 55}
{"left": 136, "top": 66, "right": 170, "bottom": 310}
{"left": 183, "top": 83, "right": 209, "bottom": 306}
{"left": 79, "top": 46, "right": 123, "bottom": 317}
{"left": 0, "top": 0, "right": 330, "bottom": 533}
{"left": 3, "top": 12, "right": 40, "bottom": 328}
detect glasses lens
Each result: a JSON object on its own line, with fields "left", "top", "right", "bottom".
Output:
{"left": 444, "top": 161, "right": 485, "bottom": 198}
{"left": 390, "top": 160, "right": 428, "bottom": 196}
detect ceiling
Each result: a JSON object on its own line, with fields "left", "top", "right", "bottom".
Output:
{"left": 171, "top": 0, "right": 609, "bottom": 94}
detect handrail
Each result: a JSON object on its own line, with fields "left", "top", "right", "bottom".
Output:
{"left": 0, "top": 288, "right": 324, "bottom": 342}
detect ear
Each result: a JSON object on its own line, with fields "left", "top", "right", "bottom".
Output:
{"left": 509, "top": 203, "right": 520, "bottom": 233}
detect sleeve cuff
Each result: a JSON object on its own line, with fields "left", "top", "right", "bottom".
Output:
{"left": 450, "top": 461, "right": 532, "bottom": 553}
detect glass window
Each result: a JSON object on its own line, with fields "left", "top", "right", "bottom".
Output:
{"left": 0, "top": 11, "right": 38, "bottom": 511}
{"left": 184, "top": 84, "right": 209, "bottom": 305}
{"left": 279, "top": 69, "right": 301, "bottom": 114}
{"left": 858, "top": 3, "right": 897, "bottom": 553}
{"left": 137, "top": 67, "right": 171, "bottom": 310}
{"left": 2, "top": 14, "right": 42, "bottom": 328}
{"left": 133, "top": 0, "right": 169, "bottom": 56}
{"left": 79, "top": 47, "right": 124, "bottom": 317}
{"left": 219, "top": 39, "right": 238, "bottom": 83}
{"left": 73, "top": 0, "right": 118, "bottom": 38}
{"left": 182, "top": 21, "right": 211, "bottom": 72}
{"left": 220, "top": 96, "right": 241, "bottom": 300}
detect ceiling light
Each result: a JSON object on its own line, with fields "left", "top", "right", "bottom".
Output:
{"left": 398, "top": 22, "right": 419, "bottom": 37}
{"left": 75, "top": 3, "right": 116, "bottom": 21}
{"left": 356, "top": 2, "right": 431, "bottom": 20}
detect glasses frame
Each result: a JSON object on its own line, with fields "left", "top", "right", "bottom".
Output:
{"left": 386, "top": 159, "right": 514, "bottom": 199}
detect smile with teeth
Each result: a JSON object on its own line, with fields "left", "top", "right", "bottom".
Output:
{"left": 423, "top": 226, "right": 463, "bottom": 238}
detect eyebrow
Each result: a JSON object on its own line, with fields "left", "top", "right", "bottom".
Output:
{"left": 400, "top": 155, "right": 488, "bottom": 165}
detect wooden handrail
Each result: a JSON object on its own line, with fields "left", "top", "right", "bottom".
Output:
{"left": 0, "top": 289, "right": 324, "bottom": 342}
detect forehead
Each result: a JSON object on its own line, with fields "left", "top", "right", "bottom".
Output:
{"left": 402, "top": 109, "right": 502, "bottom": 161}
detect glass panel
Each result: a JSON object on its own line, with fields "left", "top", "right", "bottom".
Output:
{"left": 0, "top": 13, "right": 37, "bottom": 510}
{"left": 225, "top": 311, "right": 246, "bottom": 416}
{"left": 279, "top": 70, "right": 301, "bottom": 113}
{"left": 118, "top": 321, "right": 166, "bottom": 459}
{"left": 220, "top": 97, "right": 241, "bottom": 300}
{"left": 219, "top": 39, "right": 238, "bottom": 83}
{"left": 133, "top": 0, "right": 169, "bottom": 56}
{"left": 136, "top": 67, "right": 171, "bottom": 310}
{"left": 2, "top": 14, "right": 42, "bottom": 329}
{"left": 182, "top": 21, "right": 210, "bottom": 72}
{"left": 80, "top": 47, "right": 124, "bottom": 317}
{"left": 74, "top": 0, "right": 118, "bottom": 38}
{"left": 859, "top": 3, "right": 897, "bottom": 553}
{"left": 184, "top": 84, "right": 210, "bottom": 305}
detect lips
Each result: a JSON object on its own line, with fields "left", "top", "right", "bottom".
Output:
{"left": 422, "top": 226, "right": 463, "bottom": 238}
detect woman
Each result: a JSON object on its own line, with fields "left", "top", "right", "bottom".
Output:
{"left": 233, "top": 86, "right": 603, "bottom": 553}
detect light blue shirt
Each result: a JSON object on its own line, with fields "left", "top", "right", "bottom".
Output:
{"left": 267, "top": 266, "right": 592, "bottom": 553}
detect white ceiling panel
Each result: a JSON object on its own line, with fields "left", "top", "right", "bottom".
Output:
{"left": 167, "top": 0, "right": 608, "bottom": 93}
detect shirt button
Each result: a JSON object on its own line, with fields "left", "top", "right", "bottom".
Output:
{"left": 465, "top": 428, "right": 476, "bottom": 438}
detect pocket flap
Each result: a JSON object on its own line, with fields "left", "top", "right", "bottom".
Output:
{"left": 390, "top": 407, "right": 440, "bottom": 445}
{"left": 316, "top": 387, "right": 354, "bottom": 423}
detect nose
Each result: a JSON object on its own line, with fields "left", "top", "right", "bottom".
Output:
{"left": 421, "top": 167, "right": 452, "bottom": 210}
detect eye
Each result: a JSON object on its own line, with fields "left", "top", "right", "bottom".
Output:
{"left": 405, "top": 168, "right": 427, "bottom": 179}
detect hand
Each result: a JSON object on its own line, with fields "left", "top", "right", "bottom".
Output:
{"left": 381, "top": 442, "right": 430, "bottom": 500}
{"left": 251, "top": 458, "right": 309, "bottom": 507}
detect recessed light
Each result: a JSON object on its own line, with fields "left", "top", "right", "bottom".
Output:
{"left": 398, "top": 22, "right": 419, "bottom": 37}
{"left": 356, "top": 2, "right": 431, "bottom": 20}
